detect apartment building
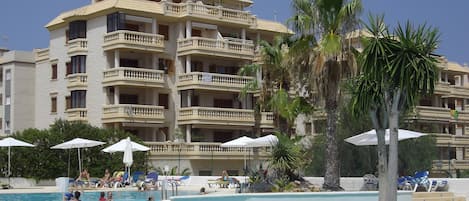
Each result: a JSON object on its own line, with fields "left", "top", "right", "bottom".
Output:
{"left": 0, "top": 49, "right": 35, "bottom": 136}
{"left": 35, "top": 0, "right": 289, "bottom": 175}
{"left": 411, "top": 57, "right": 469, "bottom": 176}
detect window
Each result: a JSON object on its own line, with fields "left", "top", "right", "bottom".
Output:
{"left": 158, "top": 25, "right": 169, "bottom": 40}
{"left": 51, "top": 97, "right": 57, "bottom": 113}
{"left": 5, "top": 70, "right": 11, "bottom": 80}
{"left": 71, "top": 90, "right": 86, "bottom": 108}
{"left": 192, "top": 29, "right": 202, "bottom": 37}
{"left": 159, "top": 94, "right": 169, "bottom": 109}
{"left": 5, "top": 96, "right": 10, "bottom": 105}
{"left": 71, "top": 55, "right": 86, "bottom": 74}
{"left": 107, "top": 12, "right": 125, "bottom": 33}
{"left": 191, "top": 95, "right": 199, "bottom": 107}
{"left": 69, "top": 20, "right": 87, "bottom": 40}
{"left": 65, "top": 96, "right": 71, "bottom": 110}
{"left": 120, "top": 59, "right": 138, "bottom": 67}
{"left": 66, "top": 62, "right": 72, "bottom": 76}
{"left": 119, "top": 94, "right": 138, "bottom": 104}
{"left": 5, "top": 121, "right": 10, "bottom": 131}
{"left": 125, "top": 23, "right": 139, "bottom": 32}
{"left": 191, "top": 61, "right": 203, "bottom": 72}
{"left": 51, "top": 64, "right": 58, "bottom": 79}
{"left": 65, "top": 30, "right": 70, "bottom": 43}
{"left": 214, "top": 99, "right": 233, "bottom": 108}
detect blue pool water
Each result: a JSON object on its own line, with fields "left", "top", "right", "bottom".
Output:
{"left": 0, "top": 190, "right": 197, "bottom": 201}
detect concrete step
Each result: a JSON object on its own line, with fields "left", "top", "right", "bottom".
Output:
{"left": 413, "top": 197, "right": 458, "bottom": 201}
{"left": 413, "top": 192, "right": 455, "bottom": 198}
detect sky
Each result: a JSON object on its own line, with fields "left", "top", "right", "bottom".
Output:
{"left": 0, "top": 0, "right": 468, "bottom": 64}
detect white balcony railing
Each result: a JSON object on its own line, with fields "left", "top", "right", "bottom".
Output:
{"left": 163, "top": 1, "right": 256, "bottom": 25}
{"left": 145, "top": 142, "right": 271, "bottom": 158}
{"left": 178, "top": 37, "right": 254, "bottom": 55}
{"left": 66, "top": 73, "right": 87, "bottom": 89}
{"left": 103, "top": 67, "right": 165, "bottom": 87}
{"left": 260, "top": 112, "right": 274, "bottom": 128}
{"left": 67, "top": 38, "right": 88, "bottom": 55}
{"left": 103, "top": 30, "right": 165, "bottom": 52}
{"left": 178, "top": 72, "right": 253, "bottom": 91}
{"left": 102, "top": 104, "right": 165, "bottom": 123}
{"left": 66, "top": 108, "right": 88, "bottom": 122}
{"left": 178, "top": 107, "right": 254, "bottom": 126}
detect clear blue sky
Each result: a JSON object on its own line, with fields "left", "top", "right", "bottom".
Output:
{"left": 1, "top": 0, "right": 468, "bottom": 64}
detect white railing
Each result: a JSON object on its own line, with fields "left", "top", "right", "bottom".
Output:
{"left": 103, "top": 104, "right": 164, "bottom": 119}
{"left": 260, "top": 112, "right": 274, "bottom": 127}
{"left": 178, "top": 37, "right": 254, "bottom": 54}
{"left": 67, "top": 38, "right": 88, "bottom": 54}
{"left": 145, "top": 142, "right": 271, "bottom": 156}
{"left": 103, "top": 67, "right": 164, "bottom": 82}
{"left": 179, "top": 107, "right": 254, "bottom": 122}
{"left": 178, "top": 72, "right": 253, "bottom": 88}
{"left": 103, "top": 30, "right": 165, "bottom": 49}
{"left": 66, "top": 73, "right": 87, "bottom": 88}
{"left": 163, "top": 2, "right": 256, "bottom": 25}
{"left": 66, "top": 108, "right": 87, "bottom": 121}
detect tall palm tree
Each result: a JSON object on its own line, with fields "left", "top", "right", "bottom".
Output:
{"left": 289, "top": 0, "right": 362, "bottom": 190}
{"left": 351, "top": 15, "right": 439, "bottom": 201}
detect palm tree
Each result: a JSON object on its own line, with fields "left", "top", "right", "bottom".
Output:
{"left": 239, "top": 37, "right": 312, "bottom": 136}
{"left": 351, "top": 15, "right": 439, "bottom": 201}
{"left": 288, "top": 0, "right": 362, "bottom": 190}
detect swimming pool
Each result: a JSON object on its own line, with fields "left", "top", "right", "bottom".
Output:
{"left": 172, "top": 191, "right": 413, "bottom": 201}
{"left": 0, "top": 190, "right": 197, "bottom": 201}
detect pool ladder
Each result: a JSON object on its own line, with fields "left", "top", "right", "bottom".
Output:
{"left": 161, "top": 179, "right": 179, "bottom": 201}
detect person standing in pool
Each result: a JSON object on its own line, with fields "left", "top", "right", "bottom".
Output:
{"left": 107, "top": 191, "right": 113, "bottom": 201}
{"left": 99, "top": 192, "right": 106, "bottom": 201}
{"left": 71, "top": 191, "right": 81, "bottom": 201}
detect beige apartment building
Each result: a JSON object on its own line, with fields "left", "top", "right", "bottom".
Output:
{"left": 34, "top": 0, "right": 288, "bottom": 175}
{"left": 0, "top": 49, "right": 35, "bottom": 136}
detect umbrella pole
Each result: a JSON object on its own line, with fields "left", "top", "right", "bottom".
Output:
{"left": 78, "top": 148, "right": 81, "bottom": 174}
{"left": 8, "top": 146, "right": 10, "bottom": 188}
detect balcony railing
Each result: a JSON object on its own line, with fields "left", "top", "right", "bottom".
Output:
{"left": 177, "top": 72, "right": 254, "bottom": 92}
{"left": 103, "top": 30, "right": 165, "bottom": 52}
{"left": 67, "top": 38, "right": 88, "bottom": 56}
{"left": 178, "top": 107, "right": 254, "bottom": 126}
{"left": 163, "top": 2, "right": 256, "bottom": 26}
{"left": 177, "top": 37, "right": 255, "bottom": 59}
{"left": 103, "top": 67, "right": 165, "bottom": 88}
{"left": 432, "top": 160, "right": 469, "bottom": 170}
{"left": 66, "top": 108, "right": 88, "bottom": 122}
{"left": 102, "top": 104, "right": 165, "bottom": 124}
{"left": 432, "top": 133, "right": 469, "bottom": 146}
{"left": 66, "top": 73, "right": 87, "bottom": 90}
{"left": 35, "top": 48, "right": 49, "bottom": 63}
{"left": 411, "top": 106, "right": 451, "bottom": 122}
{"left": 260, "top": 112, "right": 274, "bottom": 128}
{"left": 145, "top": 142, "right": 270, "bottom": 159}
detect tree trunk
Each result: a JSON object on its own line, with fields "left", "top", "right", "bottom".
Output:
{"left": 387, "top": 92, "right": 401, "bottom": 201}
{"left": 369, "top": 108, "right": 388, "bottom": 201}
{"left": 323, "top": 106, "right": 342, "bottom": 190}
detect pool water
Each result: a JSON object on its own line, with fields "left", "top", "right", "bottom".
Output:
{"left": 0, "top": 190, "right": 197, "bottom": 201}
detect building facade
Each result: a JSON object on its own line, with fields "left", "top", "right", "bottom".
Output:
{"left": 0, "top": 49, "right": 35, "bottom": 136}
{"left": 35, "top": 0, "right": 289, "bottom": 175}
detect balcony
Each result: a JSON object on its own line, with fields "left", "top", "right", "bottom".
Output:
{"left": 67, "top": 38, "right": 88, "bottom": 56}
{"left": 66, "top": 73, "right": 87, "bottom": 90}
{"left": 432, "top": 160, "right": 469, "bottom": 170}
{"left": 163, "top": 1, "right": 256, "bottom": 26}
{"left": 177, "top": 72, "right": 254, "bottom": 92}
{"left": 178, "top": 107, "right": 254, "bottom": 126}
{"left": 103, "top": 30, "right": 165, "bottom": 53}
{"left": 177, "top": 37, "right": 255, "bottom": 60}
{"left": 435, "top": 82, "right": 451, "bottom": 95}
{"left": 145, "top": 142, "right": 270, "bottom": 160}
{"left": 410, "top": 106, "right": 451, "bottom": 122}
{"left": 432, "top": 133, "right": 469, "bottom": 147}
{"left": 102, "top": 67, "right": 165, "bottom": 88}
{"left": 66, "top": 108, "right": 88, "bottom": 122}
{"left": 102, "top": 104, "right": 165, "bottom": 124}
{"left": 260, "top": 112, "right": 274, "bottom": 128}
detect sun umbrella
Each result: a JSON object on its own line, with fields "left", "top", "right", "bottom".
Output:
{"left": 51, "top": 138, "right": 105, "bottom": 174}
{"left": 102, "top": 137, "right": 150, "bottom": 184}
{"left": 102, "top": 138, "right": 150, "bottom": 153}
{"left": 220, "top": 136, "right": 254, "bottom": 174}
{"left": 0, "top": 137, "right": 35, "bottom": 187}
{"left": 345, "top": 129, "right": 427, "bottom": 146}
{"left": 247, "top": 134, "right": 278, "bottom": 147}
